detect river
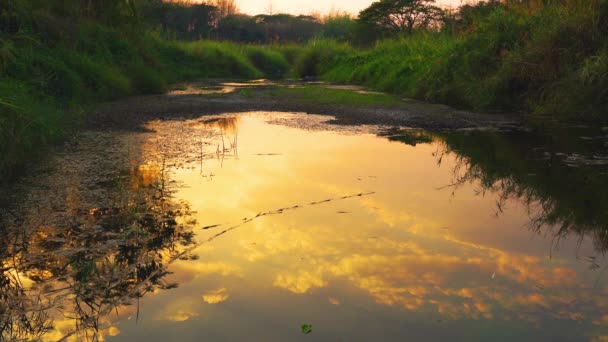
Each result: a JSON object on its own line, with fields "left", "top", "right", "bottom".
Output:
{"left": 1, "top": 111, "right": 607, "bottom": 341}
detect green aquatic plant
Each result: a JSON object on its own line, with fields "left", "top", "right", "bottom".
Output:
{"left": 301, "top": 323, "right": 313, "bottom": 334}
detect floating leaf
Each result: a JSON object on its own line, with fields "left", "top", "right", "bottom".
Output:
{"left": 301, "top": 324, "right": 312, "bottom": 334}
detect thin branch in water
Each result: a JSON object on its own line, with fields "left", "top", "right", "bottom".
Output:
{"left": 199, "top": 191, "right": 376, "bottom": 236}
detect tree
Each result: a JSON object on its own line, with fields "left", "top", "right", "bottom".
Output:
{"left": 215, "top": 14, "right": 266, "bottom": 43}
{"left": 442, "top": 0, "right": 505, "bottom": 35}
{"left": 211, "top": 0, "right": 238, "bottom": 18}
{"left": 140, "top": 2, "right": 218, "bottom": 40}
{"left": 358, "top": 0, "right": 444, "bottom": 35}
{"left": 254, "top": 14, "right": 321, "bottom": 43}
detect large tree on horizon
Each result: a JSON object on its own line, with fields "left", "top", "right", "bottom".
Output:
{"left": 359, "top": 0, "right": 444, "bottom": 35}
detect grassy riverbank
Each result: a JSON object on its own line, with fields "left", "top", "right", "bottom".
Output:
{"left": 0, "top": 24, "right": 292, "bottom": 181}
{"left": 2, "top": 0, "right": 607, "bottom": 181}
{"left": 294, "top": 0, "right": 608, "bottom": 121}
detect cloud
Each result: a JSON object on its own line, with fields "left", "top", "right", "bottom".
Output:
{"left": 203, "top": 288, "right": 230, "bottom": 304}
{"left": 274, "top": 270, "right": 327, "bottom": 294}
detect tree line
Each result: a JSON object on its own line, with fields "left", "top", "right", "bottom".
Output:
{"left": 138, "top": 0, "right": 528, "bottom": 45}
{"left": 2, "top": 0, "right": 531, "bottom": 45}
{"left": 138, "top": 1, "right": 352, "bottom": 44}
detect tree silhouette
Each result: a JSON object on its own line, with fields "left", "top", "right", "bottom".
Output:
{"left": 359, "top": 0, "right": 444, "bottom": 35}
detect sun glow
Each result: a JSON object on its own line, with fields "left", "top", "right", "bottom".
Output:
{"left": 168, "top": 0, "right": 484, "bottom": 15}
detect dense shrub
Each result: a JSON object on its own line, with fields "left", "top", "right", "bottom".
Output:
{"left": 295, "top": 0, "right": 608, "bottom": 121}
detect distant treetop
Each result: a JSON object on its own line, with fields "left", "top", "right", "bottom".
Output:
{"left": 359, "top": 0, "right": 445, "bottom": 35}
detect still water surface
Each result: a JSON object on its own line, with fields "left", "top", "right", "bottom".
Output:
{"left": 1, "top": 112, "right": 608, "bottom": 341}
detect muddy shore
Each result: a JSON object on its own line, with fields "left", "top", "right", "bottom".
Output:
{"left": 90, "top": 81, "right": 521, "bottom": 132}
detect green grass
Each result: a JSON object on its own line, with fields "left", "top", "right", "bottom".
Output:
{"left": 294, "top": 0, "right": 608, "bottom": 122}
{"left": 292, "top": 40, "right": 353, "bottom": 78}
{"left": 0, "top": 23, "right": 296, "bottom": 181}
{"left": 3, "top": 0, "right": 608, "bottom": 180}
{"left": 0, "top": 79, "right": 78, "bottom": 178}
{"left": 267, "top": 85, "right": 403, "bottom": 107}
{"left": 241, "top": 45, "right": 291, "bottom": 79}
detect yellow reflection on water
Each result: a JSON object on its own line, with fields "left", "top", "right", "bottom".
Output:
{"left": 0, "top": 132, "right": 197, "bottom": 341}
{"left": 136, "top": 113, "right": 608, "bottom": 332}
{"left": 10, "top": 112, "right": 603, "bottom": 341}
{"left": 202, "top": 288, "right": 230, "bottom": 304}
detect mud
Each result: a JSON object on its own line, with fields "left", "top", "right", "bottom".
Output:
{"left": 90, "top": 81, "right": 521, "bottom": 132}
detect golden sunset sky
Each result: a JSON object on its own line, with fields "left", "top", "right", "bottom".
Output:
{"left": 236, "top": 0, "right": 481, "bottom": 15}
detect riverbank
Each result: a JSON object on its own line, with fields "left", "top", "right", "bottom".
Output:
{"left": 2, "top": 0, "right": 607, "bottom": 182}
{"left": 90, "top": 81, "right": 519, "bottom": 132}
{"left": 0, "top": 24, "right": 292, "bottom": 181}
{"left": 292, "top": 1, "right": 608, "bottom": 122}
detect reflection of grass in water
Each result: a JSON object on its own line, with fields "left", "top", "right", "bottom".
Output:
{"left": 428, "top": 130, "right": 608, "bottom": 257}
{"left": 267, "top": 85, "right": 403, "bottom": 107}
{"left": 380, "top": 129, "right": 434, "bottom": 147}
{"left": 0, "top": 115, "right": 370, "bottom": 340}
{"left": 378, "top": 126, "right": 608, "bottom": 264}
{"left": 0, "top": 158, "right": 197, "bottom": 340}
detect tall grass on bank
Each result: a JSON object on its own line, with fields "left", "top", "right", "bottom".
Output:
{"left": 0, "top": 21, "right": 297, "bottom": 181}
{"left": 0, "top": 80, "right": 69, "bottom": 179}
{"left": 3, "top": 0, "right": 608, "bottom": 181}
{"left": 295, "top": 0, "right": 608, "bottom": 121}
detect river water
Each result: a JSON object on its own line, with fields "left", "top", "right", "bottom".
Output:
{"left": 1, "top": 112, "right": 607, "bottom": 341}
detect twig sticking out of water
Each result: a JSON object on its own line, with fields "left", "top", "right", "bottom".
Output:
{"left": 200, "top": 191, "right": 376, "bottom": 243}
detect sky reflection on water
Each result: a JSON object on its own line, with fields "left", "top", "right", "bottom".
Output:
{"left": 2, "top": 112, "right": 607, "bottom": 341}
{"left": 115, "top": 113, "right": 608, "bottom": 341}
